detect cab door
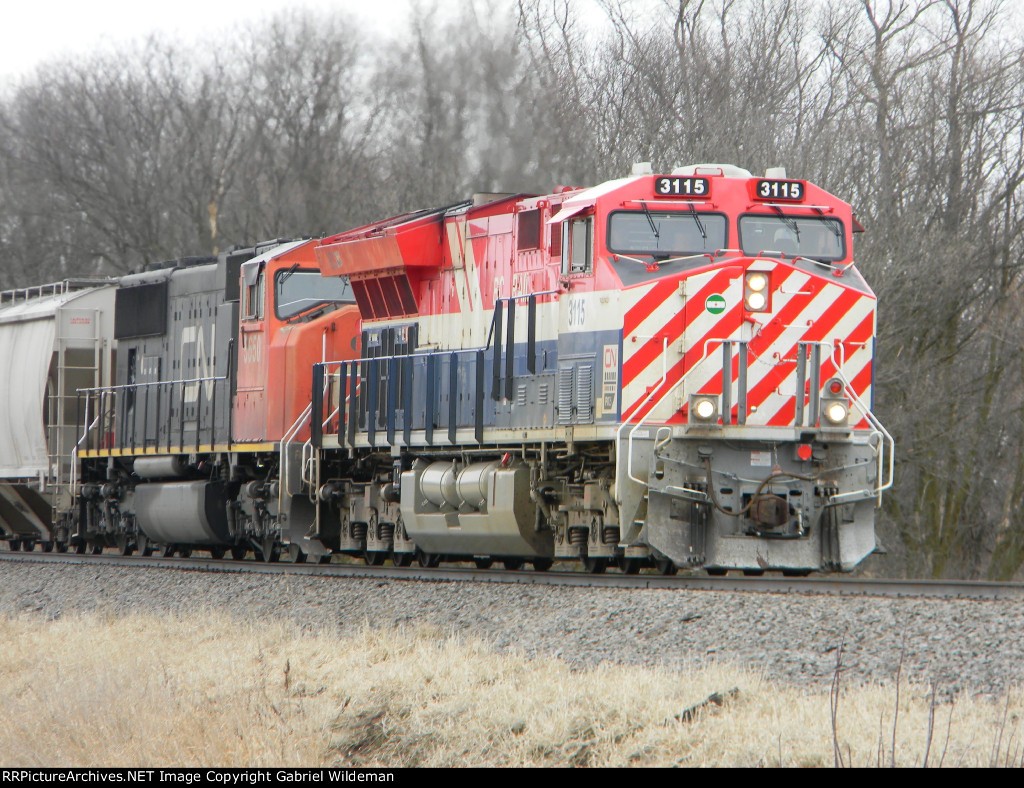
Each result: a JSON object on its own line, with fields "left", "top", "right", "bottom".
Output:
{"left": 233, "top": 262, "right": 268, "bottom": 442}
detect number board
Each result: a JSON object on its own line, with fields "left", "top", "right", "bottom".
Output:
{"left": 653, "top": 176, "right": 710, "bottom": 198}
{"left": 754, "top": 179, "right": 805, "bottom": 202}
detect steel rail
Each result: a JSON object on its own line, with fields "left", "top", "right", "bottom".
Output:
{"left": 1, "top": 551, "right": 1022, "bottom": 601}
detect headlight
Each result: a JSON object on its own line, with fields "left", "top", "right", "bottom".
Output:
{"left": 823, "top": 401, "right": 849, "bottom": 425}
{"left": 689, "top": 394, "right": 720, "bottom": 425}
{"left": 745, "top": 291, "right": 767, "bottom": 310}
{"left": 744, "top": 271, "right": 771, "bottom": 312}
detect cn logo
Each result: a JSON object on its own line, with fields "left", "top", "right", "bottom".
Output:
{"left": 181, "top": 325, "right": 216, "bottom": 403}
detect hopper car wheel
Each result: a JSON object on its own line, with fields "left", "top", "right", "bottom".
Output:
{"left": 74, "top": 540, "right": 87, "bottom": 555}
{"left": 392, "top": 552, "right": 413, "bottom": 567}
{"left": 364, "top": 551, "right": 388, "bottom": 566}
{"left": 230, "top": 545, "right": 248, "bottom": 561}
{"left": 8, "top": 540, "right": 21, "bottom": 552}
{"left": 531, "top": 558, "right": 553, "bottom": 572}
{"left": 318, "top": 554, "right": 333, "bottom": 565}
{"left": 158, "top": 544, "right": 176, "bottom": 558}
{"left": 618, "top": 558, "right": 641, "bottom": 575}
{"left": 209, "top": 547, "right": 226, "bottom": 560}
{"left": 502, "top": 559, "right": 524, "bottom": 571}
{"left": 654, "top": 558, "right": 678, "bottom": 576}
{"left": 742, "top": 569, "right": 764, "bottom": 577}
{"left": 41, "top": 542, "right": 54, "bottom": 553}
{"left": 473, "top": 558, "right": 494, "bottom": 569}
{"left": 782, "top": 569, "right": 812, "bottom": 577}
{"left": 21, "top": 540, "right": 35, "bottom": 553}
{"left": 287, "top": 545, "right": 307, "bottom": 564}
{"left": 583, "top": 557, "right": 608, "bottom": 574}
{"left": 177, "top": 548, "right": 192, "bottom": 559}
{"left": 706, "top": 568, "right": 728, "bottom": 576}
{"left": 55, "top": 541, "right": 68, "bottom": 554}
{"left": 115, "top": 536, "right": 133, "bottom": 556}
{"left": 417, "top": 550, "right": 440, "bottom": 568}
{"left": 89, "top": 542, "right": 103, "bottom": 555}
{"left": 137, "top": 535, "right": 154, "bottom": 557}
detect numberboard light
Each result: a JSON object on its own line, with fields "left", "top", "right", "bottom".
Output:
{"left": 752, "top": 178, "right": 805, "bottom": 202}
{"left": 653, "top": 176, "right": 710, "bottom": 198}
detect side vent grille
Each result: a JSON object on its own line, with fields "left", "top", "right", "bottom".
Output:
{"left": 575, "top": 364, "right": 594, "bottom": 423}
{"left": 557, "top": 366, "right": 574, "bottom": 424}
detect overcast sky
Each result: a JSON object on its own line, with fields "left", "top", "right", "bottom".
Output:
{"left": 0, "top": 0, "right": 452, "bottom": 81}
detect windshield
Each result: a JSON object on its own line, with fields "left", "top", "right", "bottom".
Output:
{"left": 607, "top": 209, "right": 727, "bottom": 257}
{"left": 275, "top": 270, "right": 355, "bottom": 320}
{"left": 739, "top": 214, "right": 845, "bottom": 261}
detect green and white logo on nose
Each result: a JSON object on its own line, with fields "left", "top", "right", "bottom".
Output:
{"left": 705, "top": 294, "right": 726, "bottom": 315}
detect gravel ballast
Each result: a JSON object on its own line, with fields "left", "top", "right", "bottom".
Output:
{"left": 2, "top": 561, "right": 1021, "bottom": 696}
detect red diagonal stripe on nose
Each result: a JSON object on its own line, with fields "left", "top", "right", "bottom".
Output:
{"left": 696, "top": 267, "right": 810, "bottom": 396}
{"left": 623, "top": 279, "right": 679, "bottom": 336}
{"left": 744, "top": 289, "right": 867, "bottom": 411}
{"left": 622, "top": 268, "right": 737, "bottom": 387}
{"left": 622, "top": 298, "right": 744, "bottom": 421}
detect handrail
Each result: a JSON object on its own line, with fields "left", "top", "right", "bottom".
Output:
{"left": 827, "top": 345, "right": 895, "bottom": 505}
{"left": 79, "top": 373, "right": 227, "bottom": 394}
{"left": 614, "top": 337, "right": 720, "bottom": 503}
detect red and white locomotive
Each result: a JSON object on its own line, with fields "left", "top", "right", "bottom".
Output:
{"left": 310, "top": 162, "right": 891, "bottom": 573}
{"left": 0, "top": 163, "right": 890, "bottom": 574}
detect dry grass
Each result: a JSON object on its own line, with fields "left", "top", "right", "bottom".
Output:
{"left": 0, "top": 611, "right": 1020, "bottom": 767}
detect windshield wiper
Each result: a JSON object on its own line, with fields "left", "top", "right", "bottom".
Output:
{"left": 688, "top": 202, "right": 707, "bottom": 243}
{"left": 640, "top": 201, "right": 660, "bottom": 240}
{"left": 771, "top": 205, "right": 800, "bottom": 241}
{"left": 812, "top": 207, "right": 843, "bottom": 240}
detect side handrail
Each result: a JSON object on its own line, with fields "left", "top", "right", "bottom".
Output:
{"left": 827, "top": 345, "right": 895, "bottom": 505}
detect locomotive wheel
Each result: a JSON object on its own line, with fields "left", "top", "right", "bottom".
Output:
{"left": 416, "top": 550, "right": 440, "bottom": 568}
{"left": 473, "top": 557, "right": 494, "bottom": 570}
{"left": 364, "top": 551, "right": 388, "bottom": 566}
{"left": 230, "top": 545, "right": 248, "bottom": 561}
{"left": 742, "top": 569, "right": 764, "bottom": 577}
{"left": 21, "top": 540, "right": 35, "bottom": 553}
{"left": 158, "top": 544, "right": 176, "bottom": 558}
{"left": 137, "top": 534, "right": 154, "bottom": 557}
{"left": 318, "top": 554, "right": 334, "bottom": 565}
{"left": 115, "top": 536, "right": 134, "bottom": 556}
{"left": 654, "top": 558, "right": 678, "bottom": 576}
{"left": 8, "top": 540, "right": 21, "bottom": 552}
{"left": 55, "top": 541, "right": 68, "bottom": 554}
{"left": 531, "top": 558, "right": 553, "bottom": 572}
{"left": 178, "top": 548, "right": 193, "bottom": 559}
{"left": 88, "top": 541, "right": 103, "bottom": 555}
{"left": 782, "top": 569, "right": 812, "bottom": 578}
{"left": 582, "top": 557, "right": 608, "bottom": 574}
{"left": 618, "top": 558, "right": 642, "bottom": 575}
{"left": 502, "top": 558, "right": 524, "bottom": 571}
{"left": 74, "top": 539, "right": 87, "bottom": 555}
{"left": 706, "top": 567, "right": 728, "bottom": 576}
{"left": 41, "top": 541, "right": 54, "bottom": 553}
{"left": 287, "top": 545, "right": 308, "bottom": 564}
{"left": 209, "top": 547, "right": 226, "bottom": 560}
{"left": 392, "top": 551, "right": 413, "bottom": 567}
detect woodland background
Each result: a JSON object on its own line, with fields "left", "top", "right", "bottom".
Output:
{"left": 1, "top": 0, "right": 1022, "bottom": 579}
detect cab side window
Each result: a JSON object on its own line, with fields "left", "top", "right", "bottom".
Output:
{"left": 243, "top": 271, "right": 264, "bottom": 320}
{"left": 562, "top": 217, "right": 593, "bottom": 275}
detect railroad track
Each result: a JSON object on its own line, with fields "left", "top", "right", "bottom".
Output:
{"left": 1, "top": 549, "right": 1021, "bottom": 600}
